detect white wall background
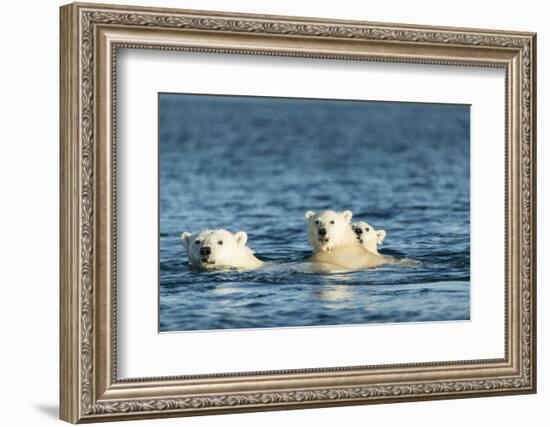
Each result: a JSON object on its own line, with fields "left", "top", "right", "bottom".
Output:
{"left": 0, "top": 0, "right": 545, "bottom": 426}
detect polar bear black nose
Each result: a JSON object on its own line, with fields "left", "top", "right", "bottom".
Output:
{"left": 200, "top": 246, "right": 211, "bottom": 256}
{"left": 355, "top": 228, "right": 363, "bottom": 235}
{"left": 318, "top": 228, "right": 327, "bottom": 236}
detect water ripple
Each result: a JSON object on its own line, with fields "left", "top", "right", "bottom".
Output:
{"left": 159, "top": 95, "right": 470, "bottom": 331}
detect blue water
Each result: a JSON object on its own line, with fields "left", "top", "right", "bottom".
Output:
{"left": 159, "top": 94, "right": 470, "bottom": 332}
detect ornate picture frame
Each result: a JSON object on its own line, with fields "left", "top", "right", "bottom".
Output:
{"left": 60, "top": 2, "right": 536, "bottom": 423}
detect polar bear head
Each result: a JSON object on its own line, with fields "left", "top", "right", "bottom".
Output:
{"left": 305, "top": 209, "right": 357, "bottom": 252}
{"left": 181, "top": 229, "right": 251, "bottom": 270}
{"left": 352, "top": 221, "right": 386, "bottom": 254}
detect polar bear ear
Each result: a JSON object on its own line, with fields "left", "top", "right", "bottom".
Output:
{"left": 305, "top": 210, "right": 315, "bottom": 220}
{"left": 234, "top": 231, "right": 248, "bottom": 246}
{"left": 181, "top": 232, "right": 192, "bottom": 249}
{"left": 343, "top": 210, "right": 353, "bottom": 222}
{"left": 376, "top": 230, "right": 386, "bottom": 244}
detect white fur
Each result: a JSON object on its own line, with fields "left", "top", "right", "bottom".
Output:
{"left": 304, "top": 210, "right": 388, "bottom": 270}
{"left": 181, "top": 229, "right": 263, "bottom": 270}
{"left": 352, "top": 221, "right": 386, "bottom": 255}
{"left": 305, "top": 209, "right": 357, "bottom": 253}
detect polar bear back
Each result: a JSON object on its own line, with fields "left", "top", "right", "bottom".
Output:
{"left": 310, "top": 242, "right": 387, "bottom": 270}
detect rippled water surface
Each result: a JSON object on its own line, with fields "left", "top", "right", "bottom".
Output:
{"left": 159, "top": 94, "right": 470, "bottom": 332}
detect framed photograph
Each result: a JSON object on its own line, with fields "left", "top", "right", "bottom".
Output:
{"left": 60, "top": 2, "right": 537, "bottom": 423}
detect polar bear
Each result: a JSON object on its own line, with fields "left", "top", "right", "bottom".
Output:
{"left": 181, "top": 229, "right": 264, "bottom": 270}
{"left": 305, "top": 209, "right": 356, "bottom": 253}
{"left": 352, "top": 221, "right": 386, "bottom": 255}
{"left": 305, "top": 210, "right": 387, "bottom": 270}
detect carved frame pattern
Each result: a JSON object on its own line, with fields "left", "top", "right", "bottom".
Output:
{"left": 60, "top": 2, "right": 536, "bottom": 423}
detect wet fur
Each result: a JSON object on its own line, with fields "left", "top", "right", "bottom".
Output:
{"left": 310, "top": 241, "right": 388, "bottom": 270}
{"left": 305, "top": 210, "right": 389, "bottom": 270}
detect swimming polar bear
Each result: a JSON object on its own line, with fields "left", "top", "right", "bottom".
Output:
{"left": 181, "top": 229, "right": 264, "bottom": 271}
{"left": 305, "top": 210, "right": 387, "bottom": 270}
{"left": 352, "top": 221, "right": 386, "bottom": 255}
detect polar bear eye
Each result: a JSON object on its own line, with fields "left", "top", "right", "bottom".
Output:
{"left": 315, "top": 219, "right": 320, "bottom": 225}
{"left": 330, "top": 220, "right": 335, "bottom": 225}
{"left": 195, "top": 239, "right": 201, "bottom": 245}
{"left": 365, "top": 227, "right": 370, "bottom": 232}
{"left": 217, "top": 240, "right": 223, "bottom": 245}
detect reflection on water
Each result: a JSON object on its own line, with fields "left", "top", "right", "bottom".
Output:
{"left": 323, "top": 274, "right": 356, "bottom": 282}
{"left": 209, "top": 287, "right": 244, "bottom": 296}
{"left": 159, "top": 94, "right": 470, "bottom": 332}
{"left": 315, "top": 285, "right": 354, "bottom": 301}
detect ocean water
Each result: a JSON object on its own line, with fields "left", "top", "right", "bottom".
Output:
{"left": 159, "top": 94, "right": 470, "bottom": 332}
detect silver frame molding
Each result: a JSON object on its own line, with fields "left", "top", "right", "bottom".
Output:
{"left": 60, "top": 2, "right": 537, "bottom": 423}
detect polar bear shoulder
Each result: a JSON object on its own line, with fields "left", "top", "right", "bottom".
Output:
{"left": 310, "top": 242, "right": 387, "bottom": 270}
